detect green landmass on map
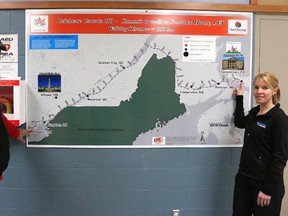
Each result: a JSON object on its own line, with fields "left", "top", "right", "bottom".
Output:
{"left": 33, "top": 54, "right": 187, "bottom": 145}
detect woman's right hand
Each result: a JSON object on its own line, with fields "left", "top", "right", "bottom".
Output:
{"left": 233, "top": 80, "right": 244, "bottom": 96}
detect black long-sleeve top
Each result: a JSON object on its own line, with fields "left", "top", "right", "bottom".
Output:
{"left": 234, "top": 95, "right": 288, "bottom": 195}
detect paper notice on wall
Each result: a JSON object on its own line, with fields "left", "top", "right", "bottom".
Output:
{"left": 0, "top": 34, "right": 18, "bottom": 78}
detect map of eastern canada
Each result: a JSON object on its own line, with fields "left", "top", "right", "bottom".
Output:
{"left": 30, "top": 54, "right": 186, "bottom": 145}
{"left": 26, "top": 10, "right": 252, "bottom": 147}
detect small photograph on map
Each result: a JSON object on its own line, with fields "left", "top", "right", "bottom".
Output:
{"left": 222, "top": 56, "right": 244, "bottom": 70}
{"left": 0, "top": 86, "right": 14, "bottom": 114}
{"left": 38, "top": 73, "right": 61, "bottom": 92}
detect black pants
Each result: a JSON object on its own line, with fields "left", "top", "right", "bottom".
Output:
{"left": 232, "top": 172, "right": 285, "bottom": 216}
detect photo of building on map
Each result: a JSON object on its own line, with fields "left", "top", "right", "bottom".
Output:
{"left": 222, "top": 42, "right": 245, "bottom": 70}
{"left": 222, "top": 56, "right": 244, "bottom": 70}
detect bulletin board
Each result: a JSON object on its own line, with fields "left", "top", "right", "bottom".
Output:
{"left": 25, "top": 9, "right": 252, "bottom": 148}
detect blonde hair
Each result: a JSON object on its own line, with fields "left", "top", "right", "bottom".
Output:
{"left": 253, "top": 72, "right": 280, "bottom": 104}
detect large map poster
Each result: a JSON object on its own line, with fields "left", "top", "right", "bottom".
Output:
{"left": 25, "top": 10, "right": 252, "bottom": 148}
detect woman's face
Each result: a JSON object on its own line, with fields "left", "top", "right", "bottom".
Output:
{"left": 253, "top": 78, "right": 277, "bottom": 106}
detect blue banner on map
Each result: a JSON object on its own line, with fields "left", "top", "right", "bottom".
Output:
{"left": 29, "top": 35, "right": 78, "bottom": 50}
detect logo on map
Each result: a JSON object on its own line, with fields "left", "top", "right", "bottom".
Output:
{"left": 228, "top": 20, "right": 248, "bottom": 35}
{"left": 152, "top": 137, "right": 166, "bottom": 145}
{"left": 31, "top": 16, "right": 49, "bottom": 32}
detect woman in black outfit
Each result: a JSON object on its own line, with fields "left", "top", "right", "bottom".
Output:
{"left": 232, "top": 72, "right": 288, "bottom": 216}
